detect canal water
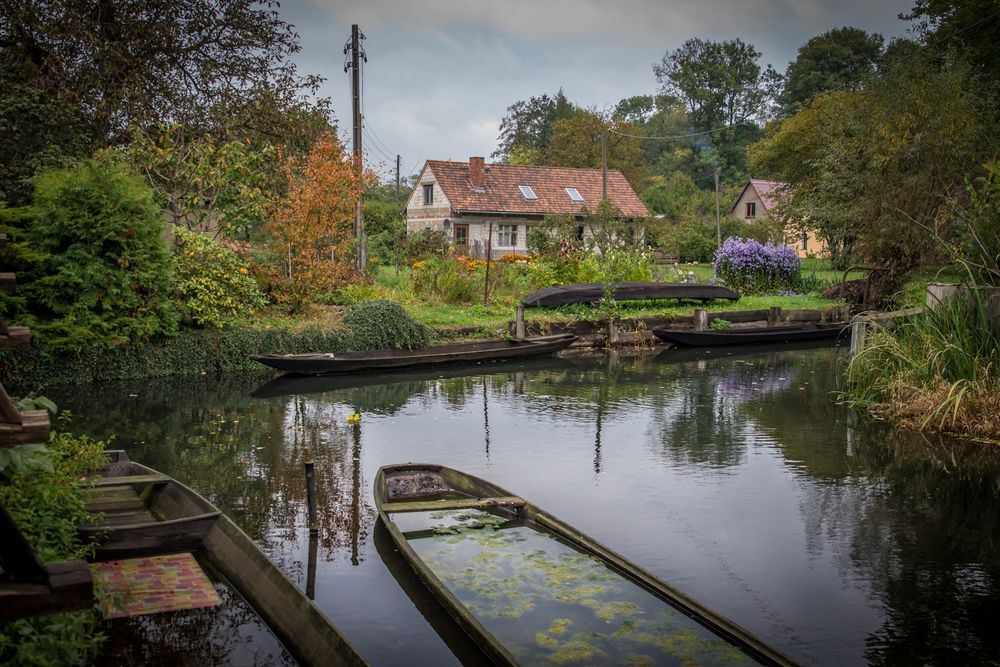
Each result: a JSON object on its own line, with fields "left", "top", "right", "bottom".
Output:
{"left": 51, "top": 344, "right": 1000, "bottom": 666}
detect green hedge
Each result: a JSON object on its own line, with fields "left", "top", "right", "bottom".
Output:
{"left": 0, "top": 326, "right": 347, "bottom": 394}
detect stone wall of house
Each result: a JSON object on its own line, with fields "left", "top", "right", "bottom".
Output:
{"left": 405, "top": 168, "right": 452, "bottom": 234}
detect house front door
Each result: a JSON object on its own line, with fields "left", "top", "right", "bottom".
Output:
{"left": 453, "top": 224, "right": 469, "bottom": 252}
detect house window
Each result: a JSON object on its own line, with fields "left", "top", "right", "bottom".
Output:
{"left": 801, "top": 232, "right": 809, "bottom": 251}
{"left": 576, "top": 225, "right": 585, "bottom": 241}
{"left": 565, "top": 187, "right": 584, "bottom": 203}
{"left": 498, "top": 224, "right": 518, "bottom": 247}
{"left": 423, "top": 184, "right": 434, "bottom": 205}
{"left": 518, "top": 185, "right": 537, "bottom": 200}
{"left": 745, "top": 202, "right": 756, "bottom": 218}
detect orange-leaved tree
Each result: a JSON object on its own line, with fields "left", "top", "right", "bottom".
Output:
{"left": 264, "top": 133, "right": 367, "bottom": 311}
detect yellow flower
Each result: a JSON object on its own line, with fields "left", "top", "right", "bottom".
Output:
{"left": 239, "top": 267, "right": 248, "bottom": 274}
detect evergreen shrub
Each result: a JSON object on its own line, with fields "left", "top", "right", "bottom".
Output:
{"left": 342, "top": 300, "right": 429, "bottom": 351}
{"left": 27, "top": 157, "right": 179, "bottom": 352}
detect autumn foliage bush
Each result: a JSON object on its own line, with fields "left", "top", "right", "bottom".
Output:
{"left": 263, "top": 134, "right": 365, "bottom": 312}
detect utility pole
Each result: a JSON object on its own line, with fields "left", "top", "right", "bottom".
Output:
{"left": 714, "top": 168, "right": 721, "bottom": 250}
{"left": 395, "top": 154, "right": 400, "bottom": 207}
{"left": 601, "top": 127, "right": 608, "bottom": 202}
{"left": 345, "top": 25, "right": 367, "bottom": 270}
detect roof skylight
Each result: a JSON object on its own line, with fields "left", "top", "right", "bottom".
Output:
{"left": 518, "top": 185, "right": 537, "bottom": 200}
{"left": 565, "top": 187, "right": 584, "bottom": 203}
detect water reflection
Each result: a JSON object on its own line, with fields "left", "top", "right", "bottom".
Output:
{"left": 50, "top": 348, "right": 1000, "bottom": 666}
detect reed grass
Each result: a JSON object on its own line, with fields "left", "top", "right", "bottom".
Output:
{"left": 845, "top": 286, "right": 1000, "bottom": 441}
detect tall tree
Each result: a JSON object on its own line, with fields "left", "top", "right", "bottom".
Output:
{"left": 779, "top": 27, "right": 885, "bottom": 114}
{"left": 0, "top": 0, "right": 326, "bottom": 202}
{"left": 541, "top": 110, "right": 646, "bottom": 188}
{"left": 904, "top": 0, "right": 1000, "bottom": 80}
{"left": 653, "top": 38, "right": 781, "bottom": 130}
{"left": 493, "top": 89, "right": 576, "bottom": 162}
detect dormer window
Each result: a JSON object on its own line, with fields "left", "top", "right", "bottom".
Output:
{"left": 518, "top": 185, "right": 537, "bottom": 200}
{"left": 565, "top": 187, "right": 584, "bottom": 203}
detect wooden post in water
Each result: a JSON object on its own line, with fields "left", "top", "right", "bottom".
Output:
{"left": 304, "top": 449, "right": 317, "bottom": 535}
{"left": 694, "top": 309, "right": 708, "bottom": 332}
{"left": 850, "top": 320, "right": 867, "bottom": 358}
{"left": 515, "top": 305, "right": 526, "bottom": 339}
{"left": 767, "top": 306, "right": 781, "bottom": 328}
{"left": 305, "top": 531, "right": 319, "bottom": 600}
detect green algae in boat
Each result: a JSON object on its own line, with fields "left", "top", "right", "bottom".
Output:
{"left": 374, "top": 463, "right": 798, "bottom": 667}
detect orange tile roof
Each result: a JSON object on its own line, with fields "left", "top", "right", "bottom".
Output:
{"left": 425, "top": 160, "right": 649, "bottom": 218}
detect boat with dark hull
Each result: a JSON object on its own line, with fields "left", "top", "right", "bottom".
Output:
{"left": 522, "top": 282, "right": 739, "bottom": 307}
{"left": 81, "top": 452, "right": 368, "bottom": 667}
{"left": 250, "top": 334, "right": 577, "bottom": 376}
{"left": 374, "top": 463, "right": 798, "bottom": 667}
{"left": 653, "top": 323, "right": 849, "bottom": 347}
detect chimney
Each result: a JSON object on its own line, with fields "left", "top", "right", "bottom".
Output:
{"left": 469, "top": 157, "right": 485, "bottom": 189}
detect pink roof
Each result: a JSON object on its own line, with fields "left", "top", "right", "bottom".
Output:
{"left": 748, "top": 179, "right": 787, "bottom": 211}
{"left": 424, "top": 160, "right": 649, "bottom": 218}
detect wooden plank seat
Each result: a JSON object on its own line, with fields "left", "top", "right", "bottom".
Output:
{"left": 383, "top": 496, "right": 526, "bottom": 514}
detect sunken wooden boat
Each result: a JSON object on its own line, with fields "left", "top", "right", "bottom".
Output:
{"left": 375, "top": 463, "right": 798, "bottom": 667}
{"left": 522, "top": 282, "right": 739, "bottom": 307}
{"left": 81, "top": 452, "right": 368, "bottom": 667}
{"left": 653, "top": 323, "right": 850, "bottom": 347}
{"left": 251, "top": 334, "right": 577, "bottom": 376}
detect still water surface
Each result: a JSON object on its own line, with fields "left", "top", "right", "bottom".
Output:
{"left": 51, "top": 344, "right": 1000, "bottom": 666}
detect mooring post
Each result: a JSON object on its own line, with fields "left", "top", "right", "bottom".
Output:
{"left": 305, "top": 531, "right": 319, "bottom": 600}
{"left": 515, "top": 304, "right": 526, "bottom": 339}
{"left": 768, "top": 306, "right": 781, "bottom": 328}
{"left": 304, "top": 449, "right": 317, "bottom": 534}
{"left": 850, "top": 320, "right": 867, "bottom": 358}
{"left": 694, "top": 309, "right": 708, "bottom": 332}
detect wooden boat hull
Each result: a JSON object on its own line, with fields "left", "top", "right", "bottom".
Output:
{"left": 374, "top": 463, "right": 798, "bottom": 667}
{"left": 522, "top": 282, "right": 739, "bottom": 307}
{"left": 82, "top": 452, "right": 368, "bottom": 667}
{"left": 250, "top": 334, "right": 577, "bottom": 376}
{"left": 653, "top": 323, "right": 849, "bottom": 347}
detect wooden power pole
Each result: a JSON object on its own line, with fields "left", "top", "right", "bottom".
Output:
{"left": 601, "top": 127, "right": 608, "bottom": 202}
{"left": 714, "top": 168, "right": 721, "bottom": 250}
{"left": 347, "top": 25, "right": 367, "bottom": 269}
{"left": 395, "top": 154, "right": 400, "bottom": 207}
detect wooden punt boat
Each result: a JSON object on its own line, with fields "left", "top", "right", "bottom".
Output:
{"left": 653, "top": 323, "right": 849, "bottom": 347}
{"left": 82, "top": 452, "right": 368, "bottom": 667}
{"left": 250, "top": 334, "right": 577, "bottom": 376}
{"left": 375, "top": 463, "right": 798, "bottom": 667}
{"left": 522, "top": 282, "right": 739, "bottom": 307}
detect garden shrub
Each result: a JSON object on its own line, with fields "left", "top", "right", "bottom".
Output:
{"left": 342, "top": 300, "right": 429, "bottom": 351}
{"left": 0, "top": 428, "right": 109, "bottom": 665}
{"left": 714, "top": 237, "right": 801, "bottom": 294}
{"left": 402, "top": 229, "right": 449, "bottom": 261}
{"left": 657, "top": 217, "right": 783, "bottom": 262}
{"left": 411, "top": 255, "right": 481, "bottom": 304}
{"left": 172, "top": 227, "right": 266, "bottom": 328}
{"left": 530, "top": 246, "right": 652, "bottom": 287}
{"left": 26, "top": 156, "right": 179, "bottom": 353}
{"left": 316, "top": 282, "right": 391, "bottom": 306}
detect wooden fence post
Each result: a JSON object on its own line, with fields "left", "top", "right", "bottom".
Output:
{"left": 767, "top": 306, "right": 781, "bottom": 328}
{"left": 515, "top": 305, "right": 526, "bottom": 339}
{"left": 694, "top": 309, "right": 708, "bottom": 332}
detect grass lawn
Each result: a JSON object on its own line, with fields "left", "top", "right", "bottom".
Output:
{"left": 250, "top": 258, "right": 959, "bottom": 340}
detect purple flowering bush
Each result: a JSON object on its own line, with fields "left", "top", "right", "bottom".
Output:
{"left": 714, "top": 237, "right": 801, "bottom": 294}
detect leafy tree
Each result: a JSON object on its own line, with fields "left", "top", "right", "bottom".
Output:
{"left": 653, "top": 38, "right": 781, "bottom": 130}
{"left": 26, "top": 156, "right": 179, "bottom": 352}
{"left": 904, "top": 0, "right": 1000, "bottom": 80}
{"left": 125, "top": 124, "right": 275, "bottom": 241}
{"left": 263, "top": 134, "right": 365, "bottom": 312}
{"left": 652, "top": 38, "right": 777, "bottom": 181}
{"left": 749, "top": 55, "right": 987, "bottom": 297}
{"left": 779, "top": 27, "right": 885, "bottom": 114}
{"left": 541, "top": 110, "right": 647, "bottom": 188}
{"left": 535, "top": 200, "right": 645, "bottom": 257}
{"left": 0, "top": 0, "right": 327, "bottom": 202}
{"left": 362, "top": 182, "right": 407, "bottom": 266}
{"left": 493, "top": 89, "right": 576, "bottom": 162}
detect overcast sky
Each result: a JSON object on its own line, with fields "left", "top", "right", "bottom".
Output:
{"left": 280, "top": 0, "right": 916, "bottom": 180}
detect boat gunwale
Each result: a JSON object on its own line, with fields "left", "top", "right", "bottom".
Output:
{"left": 374, "top": 463, "right": 799, "bottom": 667}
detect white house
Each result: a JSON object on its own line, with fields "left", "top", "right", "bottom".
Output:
{"left": 404, "top": 158, "right": 650, "bottom": 258}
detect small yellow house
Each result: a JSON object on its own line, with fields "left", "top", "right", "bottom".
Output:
{"left": 730, "top": 179, "right": 825, "bottom": 258}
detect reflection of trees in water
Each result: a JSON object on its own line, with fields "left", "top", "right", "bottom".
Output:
{"left": 94, "top": 583, "right": 293, "bottom": 667}
{"left": 836, "top": 431, "right": 1000, "bottom": 666}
